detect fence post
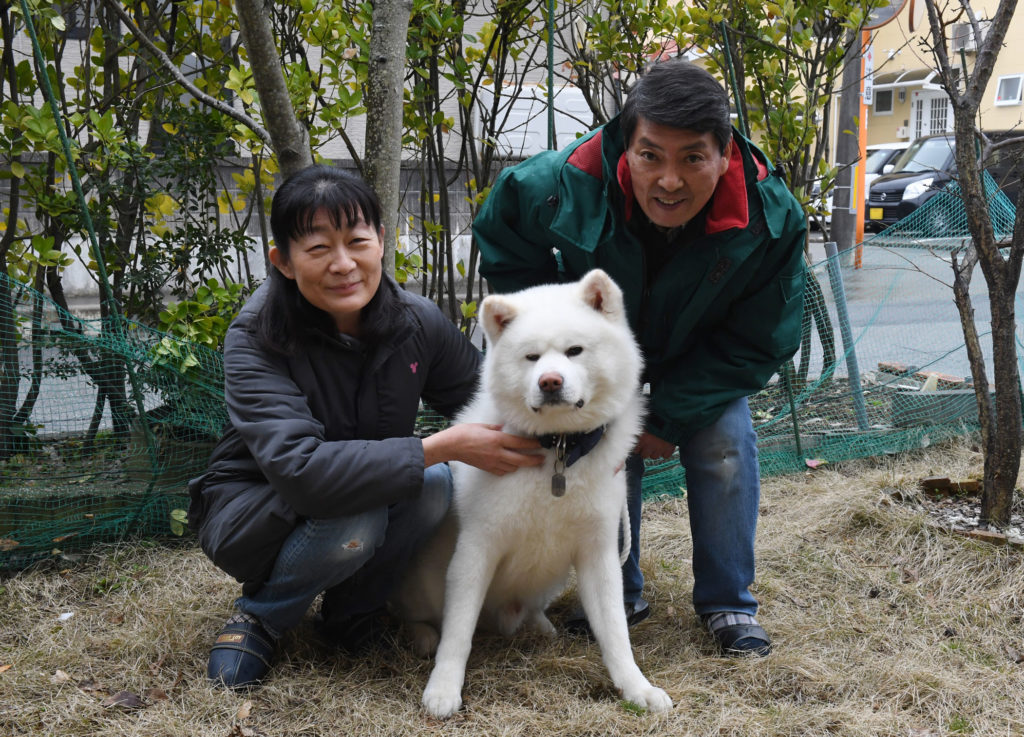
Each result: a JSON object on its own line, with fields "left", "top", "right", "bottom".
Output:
{"left": 825, "top": 241, "right": 870, "bottom": 431}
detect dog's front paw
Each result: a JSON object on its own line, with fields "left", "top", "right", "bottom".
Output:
{"left": 621, "top": 684, "right": 673, "bottom": 713}
{"left": 422, "top": 684, "right": 463, "bottom": 719}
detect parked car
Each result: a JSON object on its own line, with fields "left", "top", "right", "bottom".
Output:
{"left": 866, "top": 134, "right": 956, "bottom": 232}
{"left": 866, "top": 131, "right": 1022, "bottom": 232}
{"left": 810, "top": 142, "right": 909, "bottom": 228}
{"left": 864, "top": 141, "right": 911, "bottom": 190}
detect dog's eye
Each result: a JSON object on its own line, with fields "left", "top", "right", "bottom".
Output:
{"left": 525, "top": 353, "right": 540, "bottom": 362}
{"left": 565, "top": 346, "right": 584, "bottom": 357}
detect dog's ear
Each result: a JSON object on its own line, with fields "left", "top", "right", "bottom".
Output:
{"left": 481, "top": 295, "right": 517, "bottom": 341}
{"left": 580, "top": 269, "right": 624, "bottom": 318}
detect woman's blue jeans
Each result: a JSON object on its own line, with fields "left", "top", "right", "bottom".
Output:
{"left": 623, "top": 396, "right": 760, "bottom": 617}
{"left": 235, "top": 464, "right": 453, "bottom": 638}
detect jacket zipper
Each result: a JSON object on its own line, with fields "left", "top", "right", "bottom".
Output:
{"left": 638, "top": 242, "right": 652, "bottom": 385}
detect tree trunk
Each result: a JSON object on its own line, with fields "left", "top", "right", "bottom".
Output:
{"left": 234, "top": 0, "right": 312, "bottom": 177}
{"left": 928, "top": 0, "right": 1024, "bottom": 528}
{"left": 982, "top": 293, "right": 1021, "bottom": 525}
{"left": 363, "top": 0, "right": 413, "bottom": 277}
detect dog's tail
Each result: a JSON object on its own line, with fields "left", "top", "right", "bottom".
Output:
{"left": 619, "top": 497, "right": 630, "bottom": 566}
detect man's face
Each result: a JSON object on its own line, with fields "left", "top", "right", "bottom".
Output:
{"left": 625, "top": 118, "right": 731, "bottom": 229}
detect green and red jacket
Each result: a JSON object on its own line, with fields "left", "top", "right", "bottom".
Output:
{"left": 474, "top": 116, "right": 807, "bottom": 446}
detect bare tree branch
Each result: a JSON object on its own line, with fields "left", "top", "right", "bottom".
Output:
{"left": 99, "top": 0, "right": 274, "bottom": 149}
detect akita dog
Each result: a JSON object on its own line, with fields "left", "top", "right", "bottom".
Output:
{"left": 392, "top": 269, "right": 672, "bottom": 718}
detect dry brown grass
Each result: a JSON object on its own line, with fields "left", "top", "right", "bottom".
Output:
{"left": 3, "top": 437, "right": 1023, "bottom": 737}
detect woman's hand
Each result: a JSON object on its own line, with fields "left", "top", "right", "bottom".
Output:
{"left": 422, "top": 423, "right": 544, "bottom": 475}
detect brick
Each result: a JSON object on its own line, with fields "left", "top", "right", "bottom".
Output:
{"left": 912, "top": 370, "right": 967, "bottom": 389}
{"left": 957, "top": 528, "right": 1008, "bottom": 545}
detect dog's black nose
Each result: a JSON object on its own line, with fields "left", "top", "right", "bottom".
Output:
{"left": 538, "top": 372, "right": 563, "bottom": 393}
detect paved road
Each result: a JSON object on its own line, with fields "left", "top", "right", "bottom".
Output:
{"left": 807, "top": 235, "right": 1003, "bottom": 383}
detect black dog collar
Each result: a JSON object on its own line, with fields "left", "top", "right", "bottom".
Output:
{"left": 536, "top": 426, "right": 606, "bottom": 468}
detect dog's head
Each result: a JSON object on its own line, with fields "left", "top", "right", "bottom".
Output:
{"left": 479, "top": 269, "right": 643, "bottom": 435}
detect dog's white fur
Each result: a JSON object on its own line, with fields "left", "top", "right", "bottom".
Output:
{"left": 392, "top": 269, "right": 672, "bottom": 718}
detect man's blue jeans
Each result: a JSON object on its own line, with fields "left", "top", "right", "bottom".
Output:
{"left": 623, "top": 396, "right": 760, "bottom": 617}
{"left": 235, "top": 464, "right": 453, "bottom": 638}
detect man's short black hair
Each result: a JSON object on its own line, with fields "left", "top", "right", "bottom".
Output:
{"left": 620, "top": 58, "right": 733, "bottom": 154}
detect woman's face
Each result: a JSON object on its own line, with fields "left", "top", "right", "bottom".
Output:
{"left": 269, "top": 209, "right": 384, "bottom": 336}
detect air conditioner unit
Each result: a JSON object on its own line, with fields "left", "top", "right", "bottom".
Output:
{"left": 951, "top": 21, "right": 988, "bottom": 52}
{"left": 895, "top": 126, "right": 910, "bottom": 139}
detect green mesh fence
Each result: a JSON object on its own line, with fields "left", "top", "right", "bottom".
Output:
{"left": 0, "top": 273, "right": 227, "bottom": 570}
{"left": 2, "top": 176, "right": 1021, "bottom": 568}
{"left": 862, "top": 170, "right": 1018, "bottom": 250}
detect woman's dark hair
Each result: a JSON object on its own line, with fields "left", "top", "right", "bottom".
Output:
{"left": 257, "top": 164, "right": 403, "bottom": 352}
{"left": 620, "top": 58, "right": 733, "bottom": 154}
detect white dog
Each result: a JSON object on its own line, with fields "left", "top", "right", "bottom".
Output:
{"left": 392, "top": 269, "right": 672, "bottom": 718}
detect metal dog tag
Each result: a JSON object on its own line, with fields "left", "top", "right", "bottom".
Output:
{"left": 551, "top": 434, "right": 568, "bottom": 497}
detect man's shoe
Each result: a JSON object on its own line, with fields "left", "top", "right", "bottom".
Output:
{"left": 702, "top": 612, "right": 771, "bottom": 657}
{"left": 564, "top": 597, "right": 651, "bottom": 638}
{"left": 208, "top": 612, "right": 276, "bottom": 688}
{"left": 317, "top": 607, "right": 395, "bottom": 655}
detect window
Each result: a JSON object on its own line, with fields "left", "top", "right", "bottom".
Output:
{"left": 60, "top": 3, "right": 90, "bottom": 41}
{"left": 995, "top": 75, "right": 1023, "bottom": 106}
{"left": 874, "top": 89, "right": 894, "bottom": 115}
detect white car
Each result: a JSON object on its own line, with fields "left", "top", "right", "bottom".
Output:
{"left": 864, "top": 141, "right": 911, "bottom": 190}
{"left": 811, "top": 141, "right": 911, "bottom": 227}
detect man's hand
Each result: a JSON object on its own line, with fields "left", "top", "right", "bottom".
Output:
{"left": 634, "top": 431, "right": 676, "bottom": 460}
{"left": 422, "top": 423, "right": 543, "bottom": 475}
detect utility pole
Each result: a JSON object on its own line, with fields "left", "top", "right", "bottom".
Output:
{"left": 832, "top": 31, "right": 864, "bottom": 265}
{"left": 832, "top": 1, "right": 908, "bottom": 266}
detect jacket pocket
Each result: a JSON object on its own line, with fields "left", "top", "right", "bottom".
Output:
{"left": 779, "top": 265, "right": 806, "bottom": 304}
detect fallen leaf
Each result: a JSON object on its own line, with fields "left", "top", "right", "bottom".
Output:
{"left": 229, "top": 726, "right": 264, "bottom": 737}
{"left": 236, "top": 700, "right": 253, "bottom": 720}
{"left": 51, "top": 670, "right": 72, "bottom": 684}
{"left": 0, "top": 664, "right": 12, "bottom": 674}
{"left": 144, "top": 687, "right": 168, "bottom": 701}
{"left": 77, "top": 678, "right": 105, "bottom": 694}
{"left": 0, "top": 539, "right": 19, "bottom": 551}
{"left": 805, "top": 458, "right": 828, "bottom": 469}
{"left": 52, "top": 532, "right": 78, "bottom": 543}
{"left": 101, "top": 690, "right": 146, "bottom": 709}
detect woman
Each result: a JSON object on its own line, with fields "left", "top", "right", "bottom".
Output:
{"left": 188, "top": 165, "right": 541, "bottom": 688}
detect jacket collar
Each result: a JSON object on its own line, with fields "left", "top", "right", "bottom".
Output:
{"left": 552, "top": 120, "right": 775, "bottom": 254}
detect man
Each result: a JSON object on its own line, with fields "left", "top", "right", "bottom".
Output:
{"left": 473, "top": 58, "right": 806, "bottom": 656}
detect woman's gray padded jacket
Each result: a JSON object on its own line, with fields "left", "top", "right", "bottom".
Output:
{"left": 187, "top": 281, "right": 481, "bottom": 583}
